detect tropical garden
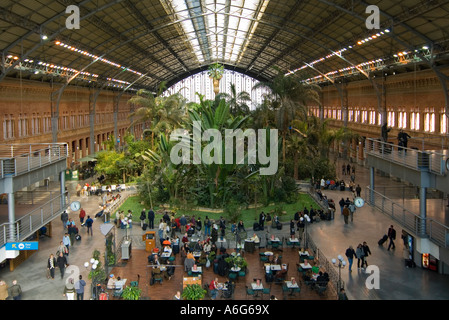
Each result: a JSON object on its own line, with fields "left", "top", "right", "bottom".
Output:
{"left": 94, "top": 64, "right": 358, "bottom": 224}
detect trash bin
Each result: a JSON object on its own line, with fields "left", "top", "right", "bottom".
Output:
{"left": 121, "top": 239, "right": 132, "bottom": 260}
{"left": 142, "top": 231, "right": 156, "bottom": 252}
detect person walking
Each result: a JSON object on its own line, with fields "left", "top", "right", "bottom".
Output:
{"left": 79, "top": 207, "right": 86, "bottom": 225}
{"left": 9, "top": 280, "right": 22, "bottom": 300}
{"left": 342, "top": 205, "right": 350, "bottom": 225}
{"left": 0, "top": 280, "right": 9, "bottom": 300}
{"left": 348, "top": 202, "right": 356, "bottom": 222}
{"left": 47, "top": 253, "right": 57, "bottom": 279}
{"left": 387, "top": 225, "right": 396, "bottom": 250}
{"left": 355, "top": 243, "right": 365, "bottom": 270}
{"left": 63, "top": 278, "right": 76, "bottom": 300}
{"left": 61, "top": 210, "right": 69, "bottom": 230}
{"left": 62, "top": 233, "right": 71, "bottom": 256}
{"left": 85, "top": 215, "right": 94, "bottom": 236}
{"left": 362, "top": 241, "right": 372, "bottom": 268}
{"left": 148, "top": 208, "right": 155, "bottom": 229}
{"left": 259, "top": 212, "right": 265, "bottom": 230}
{"left": 56, "top": 252, "right": 68, "bottom": 280}
{"left": 339, "top": 198, "right": 345, "bottom": 215}
{"left": 345, "top": 245, "right": 357, "bottom": 272}
{"left": 75, "top": 275, "right": 86, "bottom": 300}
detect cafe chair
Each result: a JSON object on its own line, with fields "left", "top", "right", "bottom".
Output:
{"left": 262, "top": 283, "right": 272, "bottom": 298}
{"left": 245, "top": 285, "right": 255, "bottom": 299}
{"left": 228, "top": 271, "right": 238, "bottom": 281}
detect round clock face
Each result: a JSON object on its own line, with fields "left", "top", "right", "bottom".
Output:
{"left": 446, "top": 158, "right": 449, "bottom": 171}
{"left": 354, "top": 197, "right": 365, "bottom": 208}
{"left": 70, "top": 201, "right": 81, "bottom": 211}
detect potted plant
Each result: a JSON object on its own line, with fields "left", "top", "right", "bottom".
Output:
{"left": 225, "top": 255, "right": 248, "bottom": 270}
{"left": 208, "top": 62, "right": 225, "bottom": 95}
{"left": 121, "top": 285, "right": 142, "bottom": 300}
{"left": 182, "top": 284, "right": 207, "bottom": 300}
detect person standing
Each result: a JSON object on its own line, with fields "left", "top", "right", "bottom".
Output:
{"left": 0, "top": 280, "right": 9, "bottom": 300}
{"left": 362, "top": 241, "right": 372, "bottom": 268}
{"left": 9, "top": 280, "right": 22, "bottom": 300}
{"left": 47, "top": 253, "right": 57, "bottom": 279}
{"left": 148, "top": 208, "right": 155, "bottom": 229}
{"left": 179, "top": 215, "right": 187, "bottom": 233}
{"left": 259, "top": 212, "right": 266, "bottom": 230}
{"left": 204, "top": 216, "right": 211, "bottom": 237}
{"left": 346, "top": 164, "right": 351, "bottom": 175}
{"left": 85, "top": 215, "right": 94, "bottom": 236}
{"left": 387, "top": 225, "right": 396, "bottom": 250}
{"left": 56, "top": 252, "right": 68, "bottom": 280}
{"left": 345, "top": 245, "right": 357, "bottom": 272}
{"left": 355, "top": 184, "right": 362, "bottom": 197}
{"left": 63, "top": 278, "right": 76, "bottom": 300}
{"left": 75, "top": 275, "right": 86, "bottom": 300}
{"left": 79, "top": 207, "right": 86, "bottom": 225}
{"left": 140, "top": 208, "right": 147, "bottom": 228}
{"left": 338, "top": 288, "right": 348, "bottom": 300}
{"left": 173, "top": 290, "right": 182, "bottom": 300}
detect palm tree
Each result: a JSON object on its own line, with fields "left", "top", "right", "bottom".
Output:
{"left": 218, "top": 83, "right": 251, "bottom": 117}
{"left": 253, "top": 67, "right": 321, "bottom": 164}
{"left": 128, "top": 82, "right": 187, "bottom": 148}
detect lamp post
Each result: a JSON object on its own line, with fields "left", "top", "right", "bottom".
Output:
{"left": 332, "top": 255, "right": 346, "bottom": 294}
{"left": 300, "top": 214, "right": 311, "bottom": 248}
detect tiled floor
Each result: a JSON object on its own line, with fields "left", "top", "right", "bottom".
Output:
{"left": 1, "top": 156, "right": 449, "bottom": 301}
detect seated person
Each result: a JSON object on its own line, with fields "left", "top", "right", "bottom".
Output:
{"left": 193, "top": 240, "right": 203, "bottom": 252}
{"left": 152, "top": 254, "right": 161, "bottom": 267}
{"left": 274, "top": 268, "right": 287, "bottom": 282}
{"left": 107, "top": 274, "right": 117, "bottom": 290}
{"left": 115, "top": 276, "right": 124, "bottom": 292}
{"left": 250, "top": 233, "right": 260, "bottom": 244}
{"left": 165, "top": 260, "right": 175, "bottom": 280}
{"left": 271, "top": 254, "right": 282, "bottom": 265}
{"left": 181, "top": 233, "right": 189, "bottom": 244}
{"left": 316, "top": 271, "right": 328, "bottom": 285}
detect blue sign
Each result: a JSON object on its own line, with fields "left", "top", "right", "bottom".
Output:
{"left": 5, "top": 242, "right": 39, "bottom": 251}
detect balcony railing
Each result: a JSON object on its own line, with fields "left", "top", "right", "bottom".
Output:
{"left": 0, "top": 143, "right": 68, "bottom": 178}
{"left": 0, "top": 192, "right": 69, "bottom": 249}
{"left": 366, "top": 187, "right": 449, "bottom": 248}
{"left": 365, "top": 138, "right": 447, "bottom": 175}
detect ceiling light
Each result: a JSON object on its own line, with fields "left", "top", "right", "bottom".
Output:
{"left": 41, "top": 35, "right": 48, "bottom": 40}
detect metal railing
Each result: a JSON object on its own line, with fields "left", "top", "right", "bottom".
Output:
{"left": 0, "top": 191, "right": 69, "bottom": 248}
{"left": 365, "top": 187, "right": 449, "bottom": 248}
{"left": 0, "top": 143, "right": 68, "bottom": 178}
{"left": 305, "top": 231, "right": 341, "bottom": 298}
{"left": 365, "top": 138, "right": 447, "bottom": 175}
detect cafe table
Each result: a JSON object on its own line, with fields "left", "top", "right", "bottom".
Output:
{"left": 270, "top": 264, "right": 281, "bottom": 271}
{"left": 285, "top": 280, "right": 300, "bottom": 296}
{"left": 251, "top": 282, "right": 264, "bottom": 297}
{"left": 300, "top": 263, "right": 312, "bottom": 269}
{"left": 191, "top": 266, "right": 202, "bottom": 274}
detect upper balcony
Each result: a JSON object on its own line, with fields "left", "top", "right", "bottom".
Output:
{"left": 365, "top": 138, "right": 449, "bottom": 194}
{"left": 0, "top": 143, "right": 68, "bottom": 194}
{"left": 0, "top": 143, "right": 68, "bottom": 178}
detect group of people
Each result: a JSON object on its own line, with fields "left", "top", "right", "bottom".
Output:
{"left": 345, "top": 241, "right": 372, "bottom": 272}
{"left": 339, "top": 197, "right": 357, "bottom": 224}
{"left": 0, "top": 279, "right": 22, "bottom": 300}
{"left": 342, "top": 163, "right": 354, "bottom": 176}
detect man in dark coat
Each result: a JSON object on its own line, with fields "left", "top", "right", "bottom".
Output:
{"left": 147, "top": 208, "right": 155, "bottom": 229}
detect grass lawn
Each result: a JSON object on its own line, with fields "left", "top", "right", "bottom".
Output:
{"left": 117, "top": 193, "right": 321, "bottom": 228}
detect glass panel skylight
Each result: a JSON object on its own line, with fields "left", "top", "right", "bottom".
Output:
{"left": 166, "top": 0, "right": 269, "bottom": 65}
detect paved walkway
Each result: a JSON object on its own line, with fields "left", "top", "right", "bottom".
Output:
{"left": 1, "top": 158, "right": 449, "bottom": 300}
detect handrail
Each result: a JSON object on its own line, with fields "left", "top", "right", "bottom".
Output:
{"left": 365, "top": 138, "right": 447, "bottom": 175}
{"left": 365, "top": 186, "right": 449, "bottom": 248}
{"left": 0, "top": 191, "right": 69, "bottom": 249}
{"left": 0, "top": 143, "right": 68, "bottom": 178}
